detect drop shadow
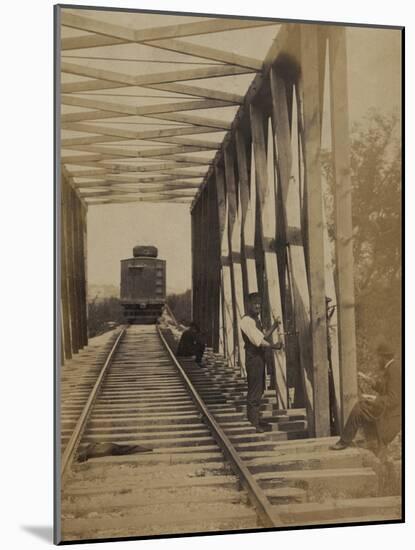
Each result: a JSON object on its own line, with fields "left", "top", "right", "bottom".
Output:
{"left": 21, "top": 525, "right": 53, "bottom": 543}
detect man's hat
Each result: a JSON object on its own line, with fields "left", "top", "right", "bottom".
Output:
{"left": 248, "top": 292, "right": 261, "bottom": 301}
{"left": 375, "top": 340, "right": 394, "bottom": 357}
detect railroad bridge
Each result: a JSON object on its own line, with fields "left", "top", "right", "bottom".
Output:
{"left": 56, "top": 7, "right": 401, "bottom": 541}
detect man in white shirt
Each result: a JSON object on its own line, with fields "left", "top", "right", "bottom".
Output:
{"left": 240, "top": 293, "right": 282, "bottom": 432}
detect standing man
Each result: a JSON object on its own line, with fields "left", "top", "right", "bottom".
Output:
{"left": 330, "top": 341, "right": 401, "bottom": 455}
{"left": 240, "top": 293, "right": 282, "bottom": 432}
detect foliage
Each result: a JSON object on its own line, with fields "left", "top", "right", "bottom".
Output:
{"left": 321, "top": 110, "right": 401, "bottom": 370}
{"left": 88, "top": 296, "right": 124, "bottom": 338}
{"left": 166, "top": 289, "right": 192, "bottom": 325}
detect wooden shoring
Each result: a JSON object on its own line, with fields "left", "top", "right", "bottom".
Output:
{"left": 328, "top": 26, "right": 358, "bottom": 425}
{"left": 60, "top": 177, "right": 72, "bottom": 360}
{"left": 250, "top": 104, "right": 288, "bottom": 410}
{"left": 270, "top": 70, "right": 314, "bottom": 431}
{"left": 72, "top": 190, "right": 85, "bottom": 350}
{"left": 200, "top": 186, "right": 209, "bottom": 338}
{"left": 299, "top": 25, "right": 330, "bottom": 437}
{"left": 215, "top": 165, "right": 236, "bottom": 369}
{"left": 76, "top": 200, "right": 88, "bottom": 347}
{"left": 224, "top": 145, "right": 246, "bottom": 377}
{"left": 235, "top": 130, "right": 259, "bottom": 302}
{"left": 205, "top": 180, "right": 217, "bottom": 348}
{"left": 191, "top": 200, "right": 201, "bottom": 328}
{"left": 66, "top": 186, "right": 80, "bottom": 354}
{"left": 209, "top": 178, "right": 221, "bottom": 353}
{"left": 191, "top": 206, "right": 197, "bottom": 322}
{"left": 82, "top": 202, "right": 89, "bottom": 343}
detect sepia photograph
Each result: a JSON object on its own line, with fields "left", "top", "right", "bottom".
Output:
{"left": 55, "top": 4, "right": 403, "bottom": 544}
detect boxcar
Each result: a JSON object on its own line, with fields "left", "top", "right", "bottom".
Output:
{"left": 120, "top": 245, "right": 166, "bottom": 323}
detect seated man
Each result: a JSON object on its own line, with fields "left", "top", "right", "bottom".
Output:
{"left": 176, "top": 321, "right": 206, "bottom": 366}
{"left": 330, "top": 342, "right": 401, "bottom": 456}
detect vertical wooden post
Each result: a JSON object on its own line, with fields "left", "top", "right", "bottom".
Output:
{"left": 199, "top": 188, "right": 208, "bottom": 335}
{"left": 81, "top": 202, "right": 89, "bottom": 343}
{"left": 300, "top": 25, "right": 330, "bottom": 436}
{"left": 270, "top": 69, "right": 314, "bottom": 431}
{"left": 66, "top": 185, "right": 79, "bottom": 354}
{"left": 224, "top": 145, "right": 246, "bottom": 376}
{"left": 235, "top": 130, "right": 259, "bottom": 298}
{"left": 191, "top": 205, "right": 197, "bottom": 323}
{"left": 60, "top": 177, "right": 72, "bottom": 360}
{"left": 216, "top": 165, "right": 236, "bottom": 369}
{"left": 208, "top": 179, "right": 221, "bottom": 351}
{"left": 250, "top": 104, "right": 288, "bottom": 409}
{"left": 73, "top": 194, "right": 84, "bottom": 350}
{"left": 328, "top": 26, "right": 358, "bottom": 425}
{"left": 193, "top": 200, "right": 202, "bottom": 328}
{"left": 78, "top": 200, "right": 88, "bottom": 347}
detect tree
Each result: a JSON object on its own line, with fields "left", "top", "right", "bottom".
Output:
{"left": 322, "top": 109, "right": 401, "bottom": 369}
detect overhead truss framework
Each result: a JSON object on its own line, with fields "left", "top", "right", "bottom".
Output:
{"left": 59, "top": 8, "right": 281, "bottom": 206}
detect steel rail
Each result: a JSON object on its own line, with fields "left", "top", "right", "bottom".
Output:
{"left": 157, "top": 326, "right": 282, "bottom": 528}
{"left": 61, "top": 326, "right": 127, "bottom": 481}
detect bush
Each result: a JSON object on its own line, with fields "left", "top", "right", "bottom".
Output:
{"left": 88, "top": 296, "right": 124, "bottom": 338}
{"left": 166, "top": 289, "right": 192, "bottom": 325}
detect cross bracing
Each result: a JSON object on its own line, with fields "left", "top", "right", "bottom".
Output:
{"left": 60, "top": 8, "right": 281, "bottom": 205}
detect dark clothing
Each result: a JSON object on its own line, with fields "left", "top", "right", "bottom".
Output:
{"left": 241, "top": 314, "right": 266, "bottom": 425}
{"left": 341, "top": 359, "right": 401, "bottom": 447}
{"left": 176, "top": 329, "right": 205, "bottom": 363}
{"left": 246, "top": 354, "right": 266, "bottom": 425}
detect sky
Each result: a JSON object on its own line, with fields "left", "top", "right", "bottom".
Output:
{"left": 86, "top": 24, "right": 401, "bottom": 295}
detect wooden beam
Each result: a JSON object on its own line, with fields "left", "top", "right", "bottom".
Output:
{"left": 61, "top": 34, "right": 125, "bottom": 51}
{"left": 224, "top": 146, "right": 246, "bottom": 376}
{"left": 300, "top": 25, "right": 330, "bottom": 437}
{"left": 80, "top": 187, "right": 197, "bottom": 198}
{"left": 270, "top": 70, "right": 314, "bottom": 429}
{"left": 62, "top": 94, "right": 232, "bottom": 117}
{"left": 60, "top": 177, "right": 72, "bottom": 360}
{"left": 235, "top": 130, "right": 258, "bottom": 296}
{"left": 62, "top": 61, "right": 253, "bottom": 88}
{"left": 147, "top": 38, "right": 262, "bottom": 70}
{"left": 250, "top": 105, "right": 288, "bottom": 410}
{"left": 74, "top": 173, "right": 201, "bottom": 184}
{"left": 61, "top": 11, "right": 277, "bottom": 45}
{"left": 151, "top": 154, "right": 213, "bottom": 165}
{"left": 328, "top": 26, "right": 358, "bottom": 425}
{"left": 151, "top": 136, "right": 221, "bottom": 149}
{"left": 61, "top": 10, "right": 135, "bottom": 40}
{"left": 65, "top": 144, "right": 210, "bottom": 158}
{"left": 61, "top": 135, "right": 127, "bottom": 147}
{"left": 61, "top": 80, "right": 124, "bottom": 93}
{"left": 60, "top": 110, "right": 120, "bottom": 123}
{"left": 87, "top": 196, "right": 192, "bottom": 205}
{"left": 62, "top": 153, "right": 104, "bottom": 164}
{"left": 150, "top": 112, "right": 232, "bottom": 130}
{"left": 145, "top": 82, "right": 244, "bottom": 104}
{"left": 69, "top": 168, "right": 108, "bottom": 177}
{"left": 61, "top": 122, "right": 217, "bottom": 141}
{"left": 216, "top": 165, "right": 236, "bottom": 369}
{"left": 99, "top": 161, "right": 208, "bottom": 173}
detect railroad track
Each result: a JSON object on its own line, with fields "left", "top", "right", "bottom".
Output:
{"left": 59, "top": 324, "right": 401, "bottom": 542}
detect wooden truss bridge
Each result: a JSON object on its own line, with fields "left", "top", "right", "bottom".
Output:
{"left": 58, "top": 7, "right": 358, "bottom": 438}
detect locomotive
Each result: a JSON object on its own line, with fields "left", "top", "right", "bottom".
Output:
{"left": 120, "top": 245, "right": 166, "bottom": 324}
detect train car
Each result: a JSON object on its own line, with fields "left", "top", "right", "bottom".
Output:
{"left": 120, "top": 245, "right": 166, "bottom": 324}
